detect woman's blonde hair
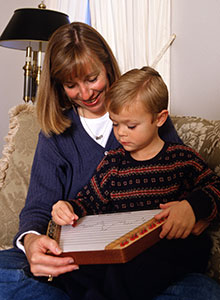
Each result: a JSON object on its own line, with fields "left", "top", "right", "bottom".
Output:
{"left": 36, "top": 22, "right": 121, "bottom": 135}
{"left": 106, "top": 66, "right": 168, "bottom": 119}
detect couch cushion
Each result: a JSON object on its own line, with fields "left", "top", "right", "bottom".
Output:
{"left": 0, "top": 104, "right": 40, "bottom": 248}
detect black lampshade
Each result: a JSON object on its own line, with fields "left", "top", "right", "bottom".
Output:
{"left": 0, "top": 8, "right": 70, "bottom": 51}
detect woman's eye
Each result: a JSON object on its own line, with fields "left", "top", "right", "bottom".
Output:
{"left": 88, "top": 76, "right": 97, "bottom": 83}
{"left": 112, "top": 123, "right": 118, "bottom": 127}
{"left": 128, "top": 125, "right": 136, "bottom": 129}
{"left": 64, "top": 83, "right": 75, "bottom": 89}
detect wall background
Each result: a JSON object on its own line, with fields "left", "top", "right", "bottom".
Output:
{"left": 170, "top": 0, "right": 220, "bottom": 120}
{"left": 0, "top": 0, "right": 220, "bottom": 154}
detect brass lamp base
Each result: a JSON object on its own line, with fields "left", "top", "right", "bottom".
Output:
{"left": 23, "top": 43, "right": 42, "bottom": 103}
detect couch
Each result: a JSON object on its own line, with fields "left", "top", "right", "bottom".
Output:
{"left": 0, "top": 103, "right": 220, "bottom": 282}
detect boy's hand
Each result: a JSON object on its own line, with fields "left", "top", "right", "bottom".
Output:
{"left": 51, "top": 200, "right": 79, "bottom": 225}
{"left": 154, "top": 200, "right": 196, "bottom": 239}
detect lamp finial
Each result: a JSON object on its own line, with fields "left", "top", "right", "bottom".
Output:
{"left": 38, "top": 1, "right": 46, "bottom": 9}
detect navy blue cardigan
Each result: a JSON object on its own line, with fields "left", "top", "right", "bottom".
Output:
{"left": 14, "top": 110, "right": 181, "bottom": 244}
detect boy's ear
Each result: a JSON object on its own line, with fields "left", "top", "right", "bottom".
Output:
{"left": 156, "top": 110, "right": 168, "bottom": 127}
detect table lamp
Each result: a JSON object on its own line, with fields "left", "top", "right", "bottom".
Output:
{"left": 0, "top": 2, "right": 70, "bottom": 102}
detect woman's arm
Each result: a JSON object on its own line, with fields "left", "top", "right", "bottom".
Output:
{"left": 14, "top": 133, "right": 66, "bottom": 243}
{"left": 14, "top": 132, "right": 80, "bottom": 277}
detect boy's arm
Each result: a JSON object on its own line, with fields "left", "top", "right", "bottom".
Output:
{"left": 185, "top": 152, "right": 220, "bottom": 222}
{"left": 155, "top": 148, "right": 220, "bottom": 240}
{"left": 67, "top": 155, "right": 114, "bottom": 217}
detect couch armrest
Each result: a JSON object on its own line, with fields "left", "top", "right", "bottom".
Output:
{"left": 0, "top": 104, "right": 40, "bottom": 247}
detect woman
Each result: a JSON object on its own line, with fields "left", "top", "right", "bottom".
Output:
{"left": 0, "top": 22, "right": 219, "bottom": 300}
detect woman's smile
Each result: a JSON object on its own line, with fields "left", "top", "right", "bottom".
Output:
{"left": 81, "top": 91, "right": 102, "bottom": 106}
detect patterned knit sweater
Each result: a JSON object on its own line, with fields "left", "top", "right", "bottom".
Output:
{"left": 14, "top": 109, "right": 181, "bottom": 243}
{"left": 69, "top": 143, "right": 220, "bottom": 221}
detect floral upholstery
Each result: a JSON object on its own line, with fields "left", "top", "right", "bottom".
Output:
{"left": 171, "top": 116, "right": 220, "bottom": 177}
{"left": 171, "top": 115, "right": 220, "bottom": 283}
{"left": 0, "top": 104, "right": 40, "bottom": 249}
{"left": 0, "top": 104, "right": 220, "bottom": 283}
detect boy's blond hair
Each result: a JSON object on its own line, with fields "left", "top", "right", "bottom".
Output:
{"left": 106, "top": 66, "right": 168, "bottom": 118}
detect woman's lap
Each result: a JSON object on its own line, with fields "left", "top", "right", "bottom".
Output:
{"left": 153, "top": 273, "right": 220, "bottom": 300}
{"left": 0, "top": 248, "right": 70, "bottom": 300}
{"left": 1, "top": 247, "right": 220, "bottom": 300}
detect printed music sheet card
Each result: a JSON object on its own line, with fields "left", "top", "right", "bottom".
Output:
{"left": 47, "top": 209, "right": 165, "bottom": 264}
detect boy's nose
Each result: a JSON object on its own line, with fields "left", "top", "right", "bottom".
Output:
{"left": 117, "top": 126, "right": 126, "bottom": 136}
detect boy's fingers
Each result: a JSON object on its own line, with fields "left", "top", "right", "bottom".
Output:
{"left": 154, "top": 209, "right": 169, "bottom": 220}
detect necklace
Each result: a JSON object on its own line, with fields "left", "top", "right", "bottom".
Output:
{"left": 81, "top": 109, "right": 112, "bottom": 141}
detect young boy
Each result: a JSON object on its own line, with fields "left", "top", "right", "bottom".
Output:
{"left": 52, "top": 66, "right": 220, "bottom": 299}
{"left": 52, "top": 66, "right": 219, "bottom": 239}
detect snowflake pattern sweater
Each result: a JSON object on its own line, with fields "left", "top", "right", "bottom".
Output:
{"left": 69, "top": 143, "right": 220, "bottom": 221}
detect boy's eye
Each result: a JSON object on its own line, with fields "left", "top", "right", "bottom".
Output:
{"left": 128, "top": 125, "right": 136, "bottom": 129}
{"left": 112, "top": 123, "right": 118, "bottom": 127}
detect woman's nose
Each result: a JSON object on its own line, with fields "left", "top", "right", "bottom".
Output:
{"left": 78, "top": 85, "right": 92, "bottom": 101}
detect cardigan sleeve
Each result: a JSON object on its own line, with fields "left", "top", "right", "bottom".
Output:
{"left": 13, "top": 132, "right": 69, "bottom": 244}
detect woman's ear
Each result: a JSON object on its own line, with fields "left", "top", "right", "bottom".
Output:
{"left": 156, "top": 110, "right": 168, "bottom": 127}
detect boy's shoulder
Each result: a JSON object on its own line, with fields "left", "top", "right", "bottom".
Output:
{"left": 96, "top": 147, "right": 126, "bottom": 171}
{"left": 167, "top": 142, "right": 199, "bottom": 154}
{"left": 107, "top": 147, "right": 126, "bottom": 157}
{"left": 166, "top": 142, "right": 204, "bottom": 160}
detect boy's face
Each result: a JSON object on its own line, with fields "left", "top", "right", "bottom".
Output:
{"left": 109, "top": 101, "right": 167, "bottom": 160}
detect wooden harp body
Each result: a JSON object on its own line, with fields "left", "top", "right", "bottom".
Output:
{"left": 47, "top": 209, "right": 165, "bottom": 264}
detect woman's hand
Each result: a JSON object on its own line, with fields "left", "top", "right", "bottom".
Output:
{"left": 52, "top": 200, "right": 79, "bottom": 225}
{"left": 154, "top": 200, "right": 196, "bottom": 239}
{"left": 24, "top": 233, "right": 79, "bottom": 278}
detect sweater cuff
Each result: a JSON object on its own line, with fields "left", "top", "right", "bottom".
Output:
{"left": 68, "top": 200, "right": 84, "bottom": 218}
{"left": 186, "top": 190, "right": 212, "bottom": 221}
{"left": 16, "top": 231, "right": 41, "bottom": 253}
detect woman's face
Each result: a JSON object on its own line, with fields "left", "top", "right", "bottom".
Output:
{"left": 63, "top": 63, "right": 109, "bottom": 118}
